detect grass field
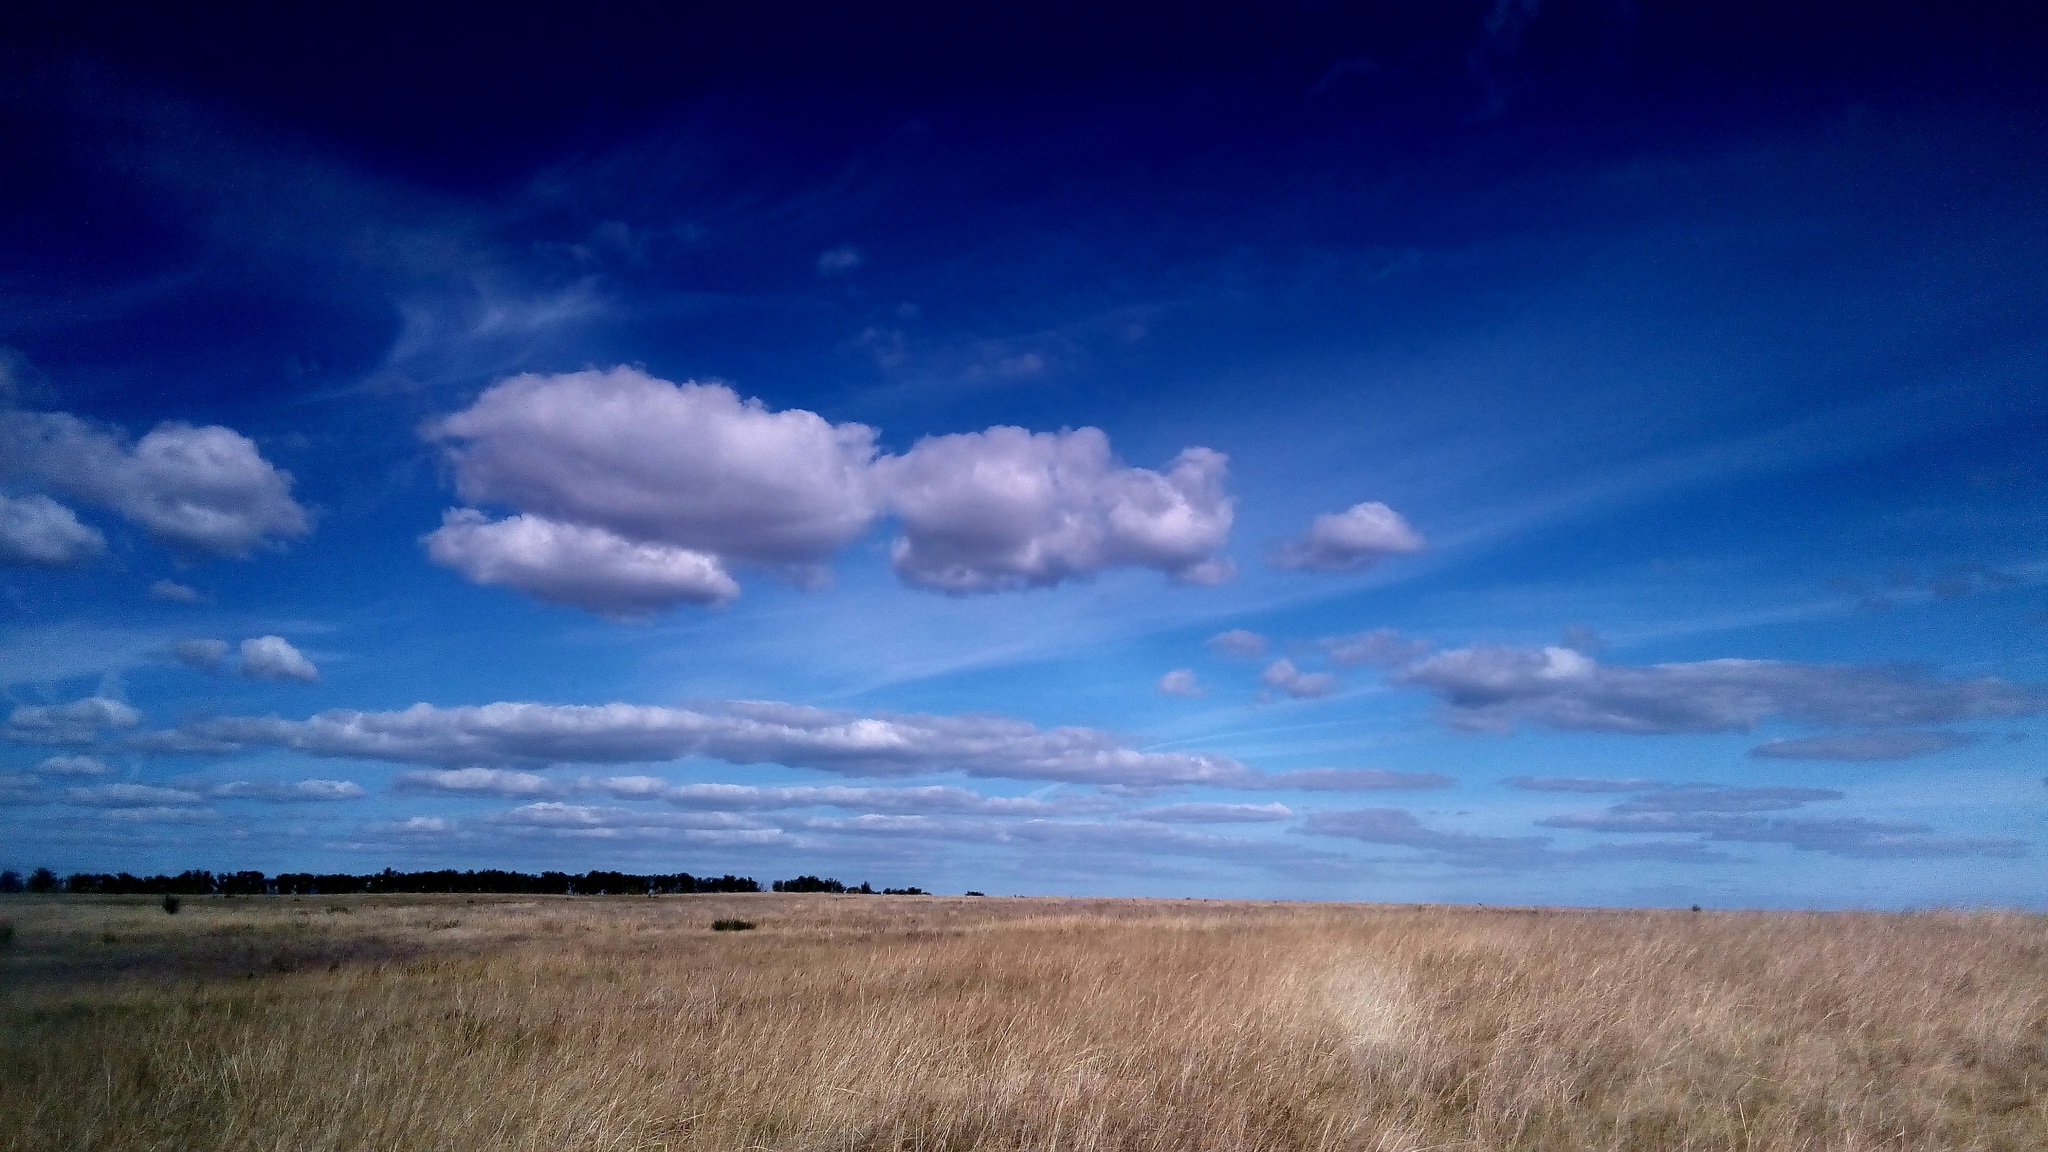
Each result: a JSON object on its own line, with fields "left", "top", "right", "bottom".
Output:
{"left": 2, "top": 894, "right": 2043, "bottom": 1151}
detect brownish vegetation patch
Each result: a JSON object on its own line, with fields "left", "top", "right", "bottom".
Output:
{"left": 2, "top": 895, "right": 2043, "bottom": 1150}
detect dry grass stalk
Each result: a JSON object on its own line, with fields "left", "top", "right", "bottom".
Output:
{"left": 1, "top": 895, "right": 2042, "bottom": 1150}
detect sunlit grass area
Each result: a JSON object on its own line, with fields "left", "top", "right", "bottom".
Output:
{"left": 3, "top": 895, "right": 2044, "bottom": 1150}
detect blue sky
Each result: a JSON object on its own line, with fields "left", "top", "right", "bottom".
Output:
{"left": 2, "top": 2, "right": 2044, "bottom": 905}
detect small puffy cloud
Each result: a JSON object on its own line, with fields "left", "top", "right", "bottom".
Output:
{"left": 816, "top": 245, "right": 863, "bottom": 275}
{"left": 36, "top": 754, "right": 108, "bottom": 776}
{"left": 1262, "top": 658, "right": 1336, "bottom": 699}
{"left": 1157, "top": 669, "right": 1203, "bottom": 697}
{"left": 1273, "top": 501, "right": 1424, "bottom": 572}
{"left": 0, "top": 493, "right": 104, "bottom": 567}
{"left": 1207, "top": 629, "right": 1267, "bottom": 658}
{"left": 423, "top": 510, "right": 738, "bottom": 615}
{"left": 172, "top": 638, "right": 230, "bottom": 671}
{"left": 1320, "top": 627, "right": 1429, "bottom": 667}
{"left": 207, "top": 778, "right": 363, "bottom": 801}
{"left": 7, "top": 696, "right": 143, "bottom": 745}
{"left": 240, "top": 636, "right": 319, "bottom": 682}
{"left": 878, "top": 428, "right": 1233, "bottom": 593}
{"left": 1, "top": 411, "right": 308, "bottom": 558}
{"left": 1506, "top": 776, "right": 1661, "bottom": 792}
{"left": 148, "top": 579, "right": 204, "bottom": 603}
{"left": 1400, "top": 645, "right": 2048, "bottom": 735}
{"left": 1749, "top": 731, "right": 1980, "bottom": 761}
{"left": 393, "top": 767, "right": 561, "bottom": 797}
{"left": 1134, "top": 802, "right": 1292, "bottom": 823}
{"left": 1247, "top": 768, "right": 1455, "bottom": 791}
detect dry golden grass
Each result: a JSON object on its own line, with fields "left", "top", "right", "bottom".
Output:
{"left": 2, "top": 894, "right": 2043, "bottom": 1151}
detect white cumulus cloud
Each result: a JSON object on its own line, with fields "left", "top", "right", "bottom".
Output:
{"left": 425, "top": 368, "right": 883, "bottom": 569}
{"left": 1274, "top": 501, "right": 1425, "bottom": 572}
{"left": 0, "top": 411, "right": 308, "bottom": 558}
{"left": 36, "top": 754, "right": 109, "bottom": 776}
{"left": 419, "top": 368, "right": 1236, "bottom": 609}
{"left": 1157, "top": 669, "right": 1203, "bottom": 697}
{"left": 0, "top": 493, "right": 104, "bottom": 567}
{"left": 423, "top": 510, "right": 738, "bottom": 615}
{"left": 878, "top": 428, "right": 1233, "bottom": 592}
{"left": 240, "top": 636, "right": 319, "bottom": 682}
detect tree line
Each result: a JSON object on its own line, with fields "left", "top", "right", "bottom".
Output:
{"left": 1, "top": 867, "right": 760, "bottom": 896}
{"left": 1, "top": 867, "right": 934, "bottom": 896}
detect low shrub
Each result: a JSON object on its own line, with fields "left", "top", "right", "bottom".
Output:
{"left": 161, "top": 894, "right": 181, "bottom": 915}
{"left": 712, "top": 919, "right": 756, "bottom": 932}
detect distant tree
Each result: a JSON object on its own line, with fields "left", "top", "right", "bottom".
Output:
{"left": 0, "top": 870, "right": 22, "bottom": 893}
{"left": 772, "top": 875, "right": 846, "bottom": 893}
{"left": 26, "top": 867, "right": 57, "bottom": 894}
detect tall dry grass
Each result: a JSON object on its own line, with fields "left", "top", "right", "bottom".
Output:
{"left": 1, "top": 894, "right": 2043, "bottom": 1150}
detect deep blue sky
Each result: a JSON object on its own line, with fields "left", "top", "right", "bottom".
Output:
{"left": 2, "top": 2, "right": 2044, "bottom": 905}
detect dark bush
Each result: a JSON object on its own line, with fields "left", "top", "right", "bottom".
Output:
{"left": 0, "top": 870, "right": 22, "bottom": 893}
{"left": 964, "top": 891, "right": 985, "bottom": 896}
{"left": 712, "top": 919, "right": 755, "bottom": 931}
{"left": 161, "top": 894, "right": 181, "bottom": 915}
{"left": 26, "top": 867, "right": 57, "bottom": 894}
{"left": 882, "top": 887, "right": 927, "bottom": 895}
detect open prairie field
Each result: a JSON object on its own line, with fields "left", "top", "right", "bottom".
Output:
{"left": 2, "top": 895, "right": 2044, "bottom": 1152}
